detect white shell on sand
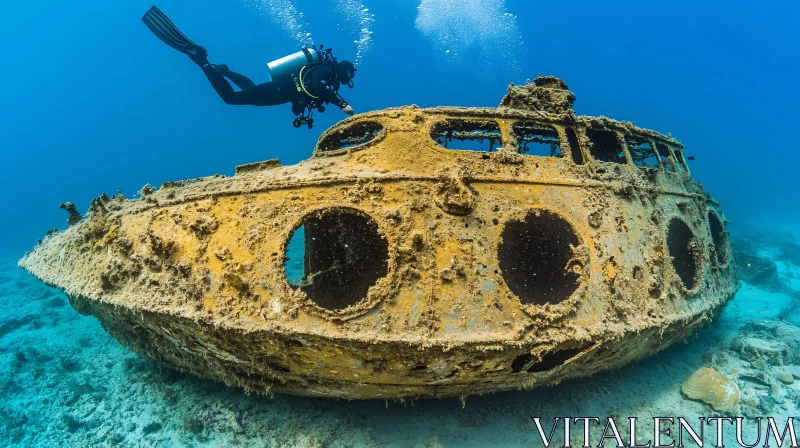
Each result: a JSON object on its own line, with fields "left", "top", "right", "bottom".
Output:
{"left": 681, "top": 367, "right": 740, "bottom": 411}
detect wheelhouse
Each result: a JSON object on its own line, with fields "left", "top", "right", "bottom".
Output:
{"left": 313, "top": 108, "right": 691, "bottom": 175}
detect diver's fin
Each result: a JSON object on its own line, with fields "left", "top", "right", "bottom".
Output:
{"left": 142, "top": 6, "right": 207, "bottom": 62}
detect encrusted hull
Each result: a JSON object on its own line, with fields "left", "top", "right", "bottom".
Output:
{"left": 20, "top": 77, "right": 739, "bottom": 399}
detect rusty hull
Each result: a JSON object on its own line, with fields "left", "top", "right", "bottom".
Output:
{"left": 19, "top": 77, "right": 739, "bottom": 399}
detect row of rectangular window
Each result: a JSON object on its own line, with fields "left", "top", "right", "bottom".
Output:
{"left": 430, "top": 119, "right": 689, "bottom": 173}
{"left": 315, "top": 118, "right": 690, "bottom": 175}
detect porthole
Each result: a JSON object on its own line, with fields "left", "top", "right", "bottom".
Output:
{"left": 316, "top": 121, "right": 384, "bottom": 153}
{"left": 284, "top": 208, "right": 389, "bottom": 311}
{"left": 498, "top": 210, "right": 582, "bottom": 306}
{"left": 708, "top": 212, "right": 728, "bottom": 265}
{"left": 666, "top": 218, "right": 702, "bottom": 290}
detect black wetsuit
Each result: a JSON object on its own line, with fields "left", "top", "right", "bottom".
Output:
{"left": 199, "top": 61, "right": 349, "bottom": 114}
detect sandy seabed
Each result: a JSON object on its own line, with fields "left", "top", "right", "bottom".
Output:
{"left": 1, "top": 232, "right": 799, "bottom": 447}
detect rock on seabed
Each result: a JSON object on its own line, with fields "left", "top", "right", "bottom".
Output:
{"left": 681, "top": 367, "right": 740, "bottom": 411}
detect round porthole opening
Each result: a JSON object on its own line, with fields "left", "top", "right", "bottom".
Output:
{"left": 707, "top": 212, "right": 728, "bottom": 265}
{"left": 317, "top": 121, "right": 383, "bottom": 153}
{"left": 284, "top": 208, "right": 389, "bottom": 311}
{"left": 498, "top": 210, "right": 582, "bottom": 306}
{"left": 667, "top": 218, "right": 701, "bottom": 290}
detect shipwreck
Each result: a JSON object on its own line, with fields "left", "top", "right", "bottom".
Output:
{"left": 20, "top": 76, "right": 739, "bottom": 399}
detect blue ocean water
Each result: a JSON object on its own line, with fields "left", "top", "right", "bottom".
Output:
{"left": 2, "top": 0, "right": 800, "bottom": 446}
{"left": 286, "top": 225, "right": 305, "bottom": 286}
{"left": 2, "top": 0, "right": 798, "bottom": 254}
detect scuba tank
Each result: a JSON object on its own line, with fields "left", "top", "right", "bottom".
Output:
{"left": 266, "top": 47, "right": 321, "bottom": 82}
{"left": 267, "top": 45, "right": 339, "bottom": 129}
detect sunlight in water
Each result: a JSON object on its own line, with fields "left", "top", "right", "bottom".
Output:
{"left": 415, "top": 0, "right": 524, "bottom": 79}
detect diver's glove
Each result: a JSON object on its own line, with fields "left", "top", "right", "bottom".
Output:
{"left": 343, "top": 105, "right": 355, "bottom": 116}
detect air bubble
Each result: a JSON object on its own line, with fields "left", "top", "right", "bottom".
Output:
{"left": 415, "top": 0, "right": 525, "bottom": 80}
{"left": 248, "top": 0, "right": 314, "bottom": 47}
{"left": 334, "top": 0, "right": 375, "bottom": 66}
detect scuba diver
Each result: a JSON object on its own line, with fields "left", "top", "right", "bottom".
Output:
{"left": 142, "top": 5, "right": 356, "bottom": 129}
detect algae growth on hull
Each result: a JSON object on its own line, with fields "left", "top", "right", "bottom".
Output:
{"left": 2, "top": 231, "right": 800, "bottom": 446}
{"left": 18, "top": 77, "right": 738, "bottom": 399}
